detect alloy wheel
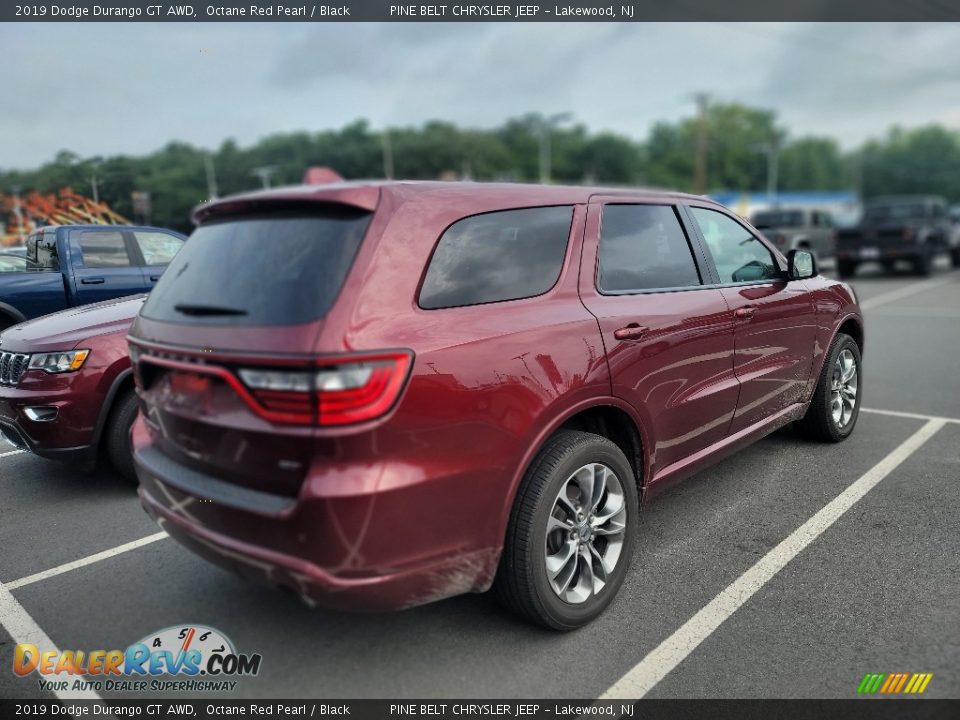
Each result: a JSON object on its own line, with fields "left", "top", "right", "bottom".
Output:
{"left": 831, "top": 348, "right": 858, "bottom": 428}
{"left": 544, "top": 463, "right": 627, "bottom": 604}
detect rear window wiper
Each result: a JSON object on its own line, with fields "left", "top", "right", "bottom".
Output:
{"left": 173, "top": 303, "right": 249, "bottom": 317}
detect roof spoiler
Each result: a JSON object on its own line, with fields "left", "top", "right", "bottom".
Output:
{"left": 191, "top": 185, "right": 381, "bottom": 225}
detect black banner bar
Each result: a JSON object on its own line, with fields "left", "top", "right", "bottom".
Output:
{"left": 4, "top": 0, "right": 960, "bottom": 22}
{"left": 1, "top": 700, "right": 958, "bottom": 720}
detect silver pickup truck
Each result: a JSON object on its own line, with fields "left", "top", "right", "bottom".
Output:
{"left": 750, "top": 208, "right": 836, "bottom": 262}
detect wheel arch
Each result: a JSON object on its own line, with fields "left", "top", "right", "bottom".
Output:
{"left": 91, "top": 367, "right": 135, "bottom": 447}
{"left": 495, "top": 397, "right": 650, "bottom": 554}
{"left": 0, "top": 302, "right": 26, "bottom": 330}
{"left": 837, "top": 315, "right": 864, "bottom": 354}
{"left": 804, "top": 312, "right": 864, "bottom": 405}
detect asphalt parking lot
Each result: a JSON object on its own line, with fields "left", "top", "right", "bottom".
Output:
{"left": 1, "top": 258, "right": 958, "bottom": 701}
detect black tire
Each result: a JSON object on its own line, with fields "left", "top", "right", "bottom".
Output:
{"left": 837, "top": 259, "right": 857, "bottom": 278}
{"left": 103, "top": 389, "right": 139, "bottom": 482}
{"left": 951, "top": 247, "right": 960, "bottom": 269}
{"left": 795, "top": 333, "right": 862, "bottom": 443}
{"left": 494, "top": 430, "right": 639, "bottom": 630}
{"left": 880, "top": 259, "right": 897, "bottom": 273}
{"left": 913, "top": 250, "right": 932, "bottom": 277}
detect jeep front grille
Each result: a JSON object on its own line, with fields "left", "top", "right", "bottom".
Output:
{"left": 0, "top": 351, "right": 29, "bottom": 386}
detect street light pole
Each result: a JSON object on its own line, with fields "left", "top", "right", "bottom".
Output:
{"left": 251, "top": 166, "right": 278, "bottom": 189}
{"left": 693, "top": 93, "right": 709, "bottom": 195}
{"left": 381, "top": 130, "right": 395, "bottom": 180}
{"left": 538, "top": 112, "right": 573, "bottom": 184}
{"left": 756, "top": 137, "right": 781, "bottom": 207}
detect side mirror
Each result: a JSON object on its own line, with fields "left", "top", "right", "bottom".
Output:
{"left": 787, "top": 249, "right": 816, "bottom": 280}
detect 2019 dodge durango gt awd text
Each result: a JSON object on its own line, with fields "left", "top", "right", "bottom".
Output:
{"left": 129, "top": 182, "right": 864, "bottom": 629}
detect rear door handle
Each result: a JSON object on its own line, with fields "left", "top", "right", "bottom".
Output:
{"left": 733, "top": 306, "right": 757, "bottom": 320}
{"left": 81, "top": 277, "right": 105, "bottom": 285}
{"left": 149, "top": 275, "right": 161, "bottom": 282}
{"left": 614, "top": 324, "right": 649, "bottom": 341}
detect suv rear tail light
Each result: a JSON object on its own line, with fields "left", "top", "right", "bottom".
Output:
{"left": 238, "top": 352, "right": 413, "bottom": 426}
{"left": 773, "top": 233, "right": 786, "bottom": 245}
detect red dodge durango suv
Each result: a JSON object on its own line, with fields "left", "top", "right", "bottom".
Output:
{"left": 130, "top": 182, "right": 864, "bottom": 629}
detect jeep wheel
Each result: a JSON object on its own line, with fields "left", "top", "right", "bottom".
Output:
{"left": 494, "top": 430, "right": 638, "bottom": 630}
{"left": 103, "top": 389, "right": 140, "bottom": 483}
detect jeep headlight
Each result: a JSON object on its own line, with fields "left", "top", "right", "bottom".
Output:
{"left": 28, "top": 349, "right": 90, "bottom": 373}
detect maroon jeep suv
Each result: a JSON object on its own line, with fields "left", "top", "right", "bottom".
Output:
{"left": 0, "top": 295, "right": 144, "bottom": 480}
{"left": 130, "top": 182, "right": 863, "bottom": 629}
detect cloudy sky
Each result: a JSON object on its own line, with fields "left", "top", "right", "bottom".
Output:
{"left": 1, "top": 22, "right": 958, "bottom": 169}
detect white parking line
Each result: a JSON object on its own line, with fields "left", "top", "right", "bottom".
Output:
{"left": 0, "top": 449, "right": 25, "bottom": 459}
{"left": 0, "top": 581, "right": 102, "bottom": 700}
{"left": 859, "top": 276, "right": 956, "bottom": 311}
{"left": 862, "top": 407, "right": 960, "bottom": 425}
{"left": 601, "top": 418, "right": 946, "bottom": 699}
{"left": 5, "top": 532, "right": 168, "bottom": 590}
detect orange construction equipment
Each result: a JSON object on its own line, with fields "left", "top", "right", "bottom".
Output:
{"left": 1, "top": 188, "right": 130, "bottom": 247}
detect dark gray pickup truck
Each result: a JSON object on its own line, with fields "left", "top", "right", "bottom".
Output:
{"left": 835, "top": 196, "right": 955, "bottom": 277}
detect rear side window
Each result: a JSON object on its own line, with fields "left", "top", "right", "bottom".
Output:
{"left": 26, "top": 230, "right": 59, "bottom": 271}
{"left": 141, "top": 209, "right": 371, "bottom": 326}
{"left": 419, "top": 206, "right": 572, "bottom": 310}
{"left": 598, "top": 205, "right": 701, "bottom": 293}
{"left": 134, "top": 231, "right": 184, "bottom": 266}
{"left": 78, "top": 231, "right": 132, "bottom": 268}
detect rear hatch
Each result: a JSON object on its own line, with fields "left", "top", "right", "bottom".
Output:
{"left": 131, "top": 203, "right": 376, "bottom": 497}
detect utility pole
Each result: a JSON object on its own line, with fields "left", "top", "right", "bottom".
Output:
{"left": 11, "top": 185, "right": 25, "bottom": 244}
{"left": 204, "top": 152, "right": 219, "bottom": 200}
{"left": 88, "top": 159, "right": 102, "bottom": 204}
{"left": 756, "top": 135, "right": 782, "bottom": 207}
{"left": 381, "top": 130, "right": 394, "bottom": 180}
{"left": 693, "top": 93, "right": 709, "bottom": 195}
{"left": 251, "top": 165, "right": 278, "bottom": 190}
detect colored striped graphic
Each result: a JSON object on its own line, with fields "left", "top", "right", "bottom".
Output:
{"left": 857, "top": 672, "right": 933, "bottom": 694}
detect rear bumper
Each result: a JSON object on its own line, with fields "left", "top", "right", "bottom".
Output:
{"left": 132, "top": 426, "right": 503, "bottom": 611}
{"left": 835, "top": 244, "right": 926, "bottom": 262}
{"left": 138, "top": 481, "right": 499, "bottom": 612}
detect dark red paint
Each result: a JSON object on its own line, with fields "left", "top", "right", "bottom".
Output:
{"left": 129, "top": 182, "right": 863, "bottom": 611}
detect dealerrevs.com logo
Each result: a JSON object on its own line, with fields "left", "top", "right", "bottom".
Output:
{"left": 13, "top": 625, "right": 262, "bottom": 693}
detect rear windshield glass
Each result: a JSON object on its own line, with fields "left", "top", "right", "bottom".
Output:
{"left": 752, "top": 210, "right": 804, "bottom": 228}
{"left": 141, "top": 209, "right": 371, "bottom": 326}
